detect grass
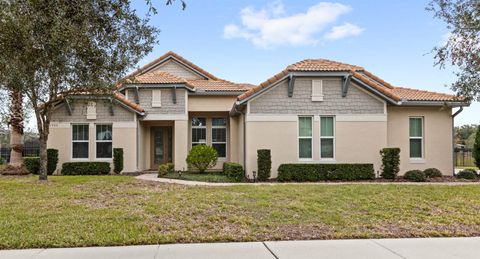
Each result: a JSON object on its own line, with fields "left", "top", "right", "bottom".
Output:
{"left": 1, "top": 175, "right": 480, "bottom": 249}
{"left": 160, "top": 171, "right": 235, "bottom": 182}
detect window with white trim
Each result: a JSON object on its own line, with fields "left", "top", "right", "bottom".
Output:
{"left": 152, "top": 89, "right": 162, "bottom": 107}
{"left": 312, "top": 80, "right": 324, "bottom": 101}
{"left": 320, "top": 116, "right": 335, "bottom": 159}
{"left": 96, "top": 124, "right": 113, "bottom": 158}
{"left": 212, "top": 118, "right": 227, "bottom": 158}
{"left": 191, "top": 117, "right": 206, "bottom": 147}
{"left": 409, "top": 117, "right": 423, "bottom": 158}
{"left": 72, "top": 124, "right": 89, "bottom": 159}
{"left": 298, "top": 116, "right": 313, "bottom": 159}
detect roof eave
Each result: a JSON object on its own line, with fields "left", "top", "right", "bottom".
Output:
{"left": 398, "top": 100, "right": 470, "bottom": 107}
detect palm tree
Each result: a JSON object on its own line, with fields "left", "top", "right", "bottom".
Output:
{"left": 8, "top": 90, "right": 24, "bottom": 169}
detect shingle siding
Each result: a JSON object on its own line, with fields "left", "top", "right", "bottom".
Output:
{"left": 51, "top": 100, "right": 135, "bottom": 122}
{"left": 153, "top": 60, "right": 203, "bottom": 80}
{"left": 133, "top": 88, "right": 186, "bottom": 114}
{"left": 249, "top": 78, "right": 384, "bottom": 114}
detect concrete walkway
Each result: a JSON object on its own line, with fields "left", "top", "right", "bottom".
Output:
{"left": 1, "top": 237, "right": 480, "bottom": 259}
{"left": 136, "top": 173, "right": 480, "bottom": 186}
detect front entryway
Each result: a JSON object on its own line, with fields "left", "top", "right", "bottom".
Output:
{"left": 151, "top": 126, "right": 172, "bottom": 169}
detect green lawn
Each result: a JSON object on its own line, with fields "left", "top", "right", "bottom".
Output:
{"left": 160, "top": 171, "right": 235, "bottom": 182}
{"left": 1, "top": 176, "right": 480, "bottom": 249}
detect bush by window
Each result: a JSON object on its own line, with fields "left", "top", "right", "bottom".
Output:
{"left": 423, "top": 168, "right": 442, "bottom": 178}
{"left": 186, "top": 145, "right": 217, "bottom": 173}
{"left": 277, "top": 163, "right": 374, "bottom": 182}
{"left": 223, "top": 162, "right": 244, "bottom": 182}
{"left": 61, "top": 162, "right": 110, "bottom": 175}
{"left": 47, "top": 149, "right": 59, "bottom": 175}
{"left": 404, "top": 170, "right": 426, "bottom": 182}
{"left": 380, "top": 148, "right": 400, "bottom": 180}
{"left": 257, "top": 149, "right": 271, "bottom": 181}
{"left": 457, "top": 169, "right": 477, "bottom": 179}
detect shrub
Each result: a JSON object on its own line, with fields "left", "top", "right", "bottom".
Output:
{"left": 61, "top": 162, "right": 110, "bottom": 175}
{"left": 457, "top": 169, "right": 477, "bottom": 179}
{"left": 223, "top": 162, "right": 244, "bottom": 182}
{"left": 47, "top": 149, "right": 59, "bottom": 175}
{"left": 0, "top": 157, "right": 5, "bottom": 165}
{"left": 404, "top": 170, "right": 426, "bottom": 182}
{"left": 474, "top": 125, "right": 480, "bottom": 169}
{"left": 186, "top": 145, "right": 218, "bottom": 173}
{"left": 380, "top": 148, "right": 401, "bottom": 180}
{"left": 423, "top": 168, "right": 442, "bottom": 178}
{"left": 158, "top": 164, "right": 169, "bottom": 177}
{"left": 113, "top": 148, "right": 124, "bottom": 174}
{"left": 24, "top": 157, "right": 40, "bottom": 174}
{"left": 166, "top": 163, "right": 175, "bottom": 173}
{"left": 257, "top": 149, "right": 271, "bottom": 181}
{"left": 277, "top": 164, "right": 374, "bottom": 182}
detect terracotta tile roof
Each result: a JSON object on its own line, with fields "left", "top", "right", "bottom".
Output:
{"left": 238, "top": 58, "right": 462, "bottom": 103}
{"left": 392, "top": 87, "right": 461, "bottom": 102}
{"left": 113, "top": 92, "right": 145, "bottom": 113}
{"left": 129, "top": 70, "right": 187, "bottom": 85}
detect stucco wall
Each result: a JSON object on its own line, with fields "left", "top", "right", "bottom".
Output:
{"left": 188, "top": 95, "right": 237, "bottom": 112}
{"left": 387, "top": 106, "right": 453, "bottom": 175}
{"left": 249, "top": 78, "right": 385, "bottom": 114}
{"left": 153, "top": 60, "right": 203, "bottom": 80}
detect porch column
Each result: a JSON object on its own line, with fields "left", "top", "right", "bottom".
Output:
{"left": 174, "top": 120, "right": 188, "bottom": 171}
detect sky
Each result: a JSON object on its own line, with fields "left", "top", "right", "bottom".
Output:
{"left": 125, "top": 0, "right": 479, "bottom": 126}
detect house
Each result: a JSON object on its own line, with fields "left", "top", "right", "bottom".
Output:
{"left": 47, "top": 51, "right": 468, "bottom": 177}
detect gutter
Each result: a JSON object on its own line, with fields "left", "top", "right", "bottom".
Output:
{"left": 451, "top": 106, "right": 464, "bottom": 175}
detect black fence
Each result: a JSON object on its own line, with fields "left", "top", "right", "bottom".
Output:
{"left": 454, "top": 148, "right": 476, "bottom": 167}
{"left": 0, "top": 140, "right": 40, "bottom": 163}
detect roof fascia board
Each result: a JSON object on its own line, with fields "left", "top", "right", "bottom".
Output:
{"left": 350, "top": 77, "right": 399, "bottom": 105}
{"left": 399, "top": 101, "right": 470, "bottom": 107}
{"left": 190, "top": 91, "right": 247, "bottom": 96}
{"left": 119, "top": 84, "right": 195, "bottom": 92}
{"left": 291, "top": 71, "right": 351, "bottom": 77}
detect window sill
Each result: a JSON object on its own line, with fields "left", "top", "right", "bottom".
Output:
{"left": 409, "top": 159, "right": 426, "bottom": 164}
{"left": 319, "top": 159, "right": 336, "bottom": 163}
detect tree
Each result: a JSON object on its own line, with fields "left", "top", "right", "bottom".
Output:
{"left": 427, "top": 0, "right": 480, "bottom": 101}
{"left": 8, "top": 90, "right": 24, "bottom": 169}
{"left": 474, "top": 125, "right": 480, "bottom": 168}
{"left": 0, "top": 0, "right": 159, "bottom": 180}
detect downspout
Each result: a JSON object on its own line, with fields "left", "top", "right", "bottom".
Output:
{"left": 451, "top": 106, "right": 464, "bottom": 175}
{"left": 242, "top": 109, "right": 247, "bottom": 180}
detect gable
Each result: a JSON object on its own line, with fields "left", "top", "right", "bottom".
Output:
{"left": 249, "top": 77, "right": 385, "bottom": 115}
{"left": 152, "top": 59, "right": 204, "bottom": 80}
{"left": 51, "top": 100, "right": 135, "bottom": 122}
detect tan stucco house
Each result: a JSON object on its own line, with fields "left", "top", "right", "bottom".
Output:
{"left": 47, "top": 51, "right": 468, "bottom": 177}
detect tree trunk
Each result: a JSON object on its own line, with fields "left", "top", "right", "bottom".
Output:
{"left": 38, "top": 131, "right": 48, "bottom": 181}
{"left": 9, "top": 90, "right": 24, "bottom": 168}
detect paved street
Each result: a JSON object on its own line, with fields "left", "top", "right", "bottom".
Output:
{"left": 1, "top": 237, "right": 480, "bottom": 259}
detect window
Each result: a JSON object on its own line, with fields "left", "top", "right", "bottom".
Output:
{"left": 72, "top": 124, "right": 89, "bottom": 159}
{"left": 409, "top": 117, "right": 423, "bottom": 158}
{"left": 191, "top": 117, "right": 206, "bottom": 147}
{"left": 212, "top": 118, "right": 227, "bottom": 158}
{"left": 152, "top": 89, "right": 162, "bottom": 107}
{"left": 298, "top": 116, "right": 313, "bottom": 159}
{"left": 320, "top": 116, "right": 335, "bottom": 159}
{"left": 96, "top": 124, "right": 113, "bottom": 158}
{"left": 312, "top": 80, "right": 324, "bottom": 101}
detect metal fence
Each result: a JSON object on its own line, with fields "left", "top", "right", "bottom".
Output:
{"left": 0, "top": 140, "right": 40, "bottom": 163}
{"left": 454, "top": 148, "right": 476, "bottom": 167}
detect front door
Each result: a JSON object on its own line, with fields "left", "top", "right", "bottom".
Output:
{"left": 152, "top": 127, "right": 172, "bottom": 169}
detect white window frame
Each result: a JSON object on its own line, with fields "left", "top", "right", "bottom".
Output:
{"left": 298, "top": 116, "right": 313, "bottom": 160}
{"left": 320, "top": 116, "right": 335, "bottom": 161}
{"left": 211, "top": 118, "right": 227, "bottom": 159}
{"left": 311, "top": 80, "right": 324, "bottom": 101}
{"left": 72, "top": 124, "right": 89, "bottom": 160}
{"left": 191, "top": 117, "right": 207, "bottom": 147}
{"left": 409, "top": 117, "right": 424, "bottom": 160}
{"left": 152, "top": 89, "right": 162, "bottom": 107}
{"left": 95, "top": 124, "right": 113, "bottom": 160}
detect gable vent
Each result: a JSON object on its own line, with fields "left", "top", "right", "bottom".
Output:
{"left": 152, "top": 89, "right": 162, "bottom": 107}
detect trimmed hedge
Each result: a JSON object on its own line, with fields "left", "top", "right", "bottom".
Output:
{"left": 380, "top": 148, "right": 400, "bottom": 179}
{"left": 257, "top": 149, "right": 271, "bottom": 181}
{"left": 158, "top": 164, "right": 169, "bottom": 177}
{"left": 404, "top": 170, "right": 426, "bottom": 182}
{"left": 24, "top": 157, "right": 40, "bottom": 174}
{"left": 47, "top": 149, "right": 59, "bottom": 175}
{"left": 113, "top": 148, "right": 124, "bottom": 174}
{"left": 457, "top": 169, "right": 477, "bottom": 179}
{"left": 223, "top": 162, "right": 244, "bottom": 182}
{"left": 277, "top": 163, "right": 375, "bottom": 182}
{"left": 61, "top": 162, "right": 110, "bottom": 175}
{"left": 424, "top": 168, "right": 442, "bottom": 178}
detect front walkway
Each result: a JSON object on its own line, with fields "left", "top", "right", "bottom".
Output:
{"left": 136, "top": 173, "right": 480, "bottom": 186}
{"left": 2, "top": 237, "right": 480, "bottom": 259}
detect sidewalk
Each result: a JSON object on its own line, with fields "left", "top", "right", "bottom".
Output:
{"left": 2, "top": 237, "right": 480, "bottom": 259}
